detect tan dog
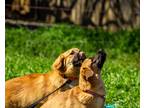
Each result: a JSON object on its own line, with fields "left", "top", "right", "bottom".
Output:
{"left": 6, "top": 48, "right": 86, "bottom": 108}
{"left": 40, "top": 50, "right": 106, "bottom": 108}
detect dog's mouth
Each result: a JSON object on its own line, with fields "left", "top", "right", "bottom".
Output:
{"left": 73, "top": 51, "right": 86, "bottom": 67}
{"left": 73, "top": 59, "right": 83, "bottom": 67}
{"left": 92, "top": 49, "right": 106, "bottom": 69}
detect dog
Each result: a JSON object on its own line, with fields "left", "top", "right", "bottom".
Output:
{"left": 6, "top": 48, "right": 86, "bottom": 108}
{"left": 40, "top": 49, "right": 106, "bottom": 108}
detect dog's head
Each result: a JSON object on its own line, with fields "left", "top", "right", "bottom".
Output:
{"left": 52, "top": 48, "right": 86, "bottom": 78}
{"left": 79, "top": 49, "right": 106, "bottom": 90}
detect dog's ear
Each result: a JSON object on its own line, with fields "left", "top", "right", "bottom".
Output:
{"left": 83, "top": 68, "right": 94, "bottom": 80}
{"left": 52, "top": 55, "right": 64, "bottom": 70}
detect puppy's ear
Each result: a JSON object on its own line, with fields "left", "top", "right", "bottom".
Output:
{"left": 83, "top": 68, "right": 94, "bottom": 80}
{"left": 52, "top": 55, "right": 64, "bottom": 70}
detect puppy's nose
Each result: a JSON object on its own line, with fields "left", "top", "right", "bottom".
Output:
{"left": 98, "top": 49, "right": 106, "bottom": 58}
{"left": 79, "top": 52, "right": 86, "bottom": 60}
{"left": 96, "top": 49, "right": 106, "bottom": 69}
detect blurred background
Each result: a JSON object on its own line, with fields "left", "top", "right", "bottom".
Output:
{"left": 5, "top": 0, "right": 140, "bottom": 108}
{"left": 6, "top": 0, "right": 139, "bottom": 31}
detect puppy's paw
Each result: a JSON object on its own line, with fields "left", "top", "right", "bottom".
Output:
{"left": 78, "top": 92, "right": 94, "bottom": 104}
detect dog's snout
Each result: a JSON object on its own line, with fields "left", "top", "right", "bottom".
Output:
{"left": 98, "top": 49, "right": 106, "bottom": 57}
{"left": 79, "top": 52, "right": 86, "bottom": 60}
{"left": 92, "top": 49, "right": 106, "bottom": 69}
{"left": 72, "top": 51, "right": 86, "bottom": 67}
{"left": 97, "top": 49, "right": 106, "bottom": 69}
{"left": 97, "top": 49, "right": 106, "bottom": 61}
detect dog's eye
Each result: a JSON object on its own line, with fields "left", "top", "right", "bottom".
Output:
{"left": 83, "top": 67, "right": 87, "bottom": 70}
{"left": 70, "top": 51, "right": 75, "bottom": 55}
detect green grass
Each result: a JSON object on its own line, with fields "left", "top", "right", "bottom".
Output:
{"left": 6, "top": 25, "right": 140, "bottom": 108}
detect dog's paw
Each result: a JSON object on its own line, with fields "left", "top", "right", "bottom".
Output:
{"left": 78, "top": 92, "right": 94, "bottom": 104}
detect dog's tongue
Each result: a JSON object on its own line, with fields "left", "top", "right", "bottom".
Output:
{"left": 93, "top": 49, "right": 106, "bottom": 69}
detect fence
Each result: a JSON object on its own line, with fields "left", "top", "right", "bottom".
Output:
{"left": 6, "top": 0, "right": 140, "bottom": 31}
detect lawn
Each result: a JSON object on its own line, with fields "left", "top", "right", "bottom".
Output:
{"left": 6, "top": 25, "right": 140, "bottom": 108}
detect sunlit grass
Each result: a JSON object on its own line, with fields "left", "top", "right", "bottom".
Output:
{"left": 6, "top": 25, "right": 139, "bottom": 107}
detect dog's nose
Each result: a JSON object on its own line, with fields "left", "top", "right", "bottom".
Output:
{"left": 97, "top": 49, "right": 106, "bottom": 58}
{"left": 79, "top": 52, "right": 86, "bottom": 60}
{"left": 98, "top": 49, "right": 105, "bottom": 54}
{"left": 96, "top": 49, "right": 106, "bottom": 68}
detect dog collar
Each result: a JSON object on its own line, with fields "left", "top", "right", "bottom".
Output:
{"left": 68, "top": 76, "right": 78, "bottom": 80}
{"left": 84, "top": 90, "right": 105, "bottom": 100}
{"left": 61, "top": 74, "right": 78, "bottom": 81}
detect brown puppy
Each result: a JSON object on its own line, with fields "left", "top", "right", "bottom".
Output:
{"left": 40, "top": 50, "right": 106, "bottom": 108}
{"left": 6, "top": 48, "right": 86, "bottom": 108}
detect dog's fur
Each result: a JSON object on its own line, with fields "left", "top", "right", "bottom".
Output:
{"left": 6, "top": 48, "right": 86, "bottom": 108}
{"left": 40, "top": 50, "right": 106, "bottom": 108}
